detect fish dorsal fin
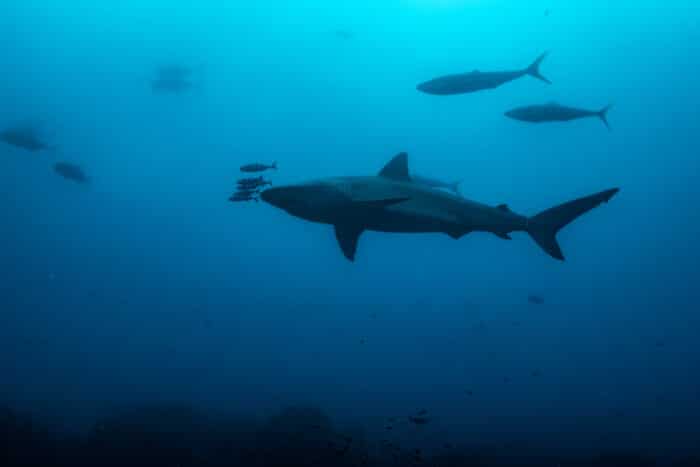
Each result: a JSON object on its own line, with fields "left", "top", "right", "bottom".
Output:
{"left": 496, "top": 204, "right": 510, "bottom": 212}
{"left": 334, "top": 224, "right": 364, "bottom": 261}
{"left": 378, "top": 152, "right": 410, "bottom": 181}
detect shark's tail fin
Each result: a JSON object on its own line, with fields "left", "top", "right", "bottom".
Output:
{"left": 526, "top": 188, "right": 619, "bottom": 260}
{"left": 526, "top": 52, "right": 551, "bottom": 84}
{"left": 271, "top": 161, "right": 277, "bottom": 170}
{"left": 598, "top": 104, "right": 613, "bottom": 130}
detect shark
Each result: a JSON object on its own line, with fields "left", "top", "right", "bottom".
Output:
{"left": 260, "top": 153, "right": 619, "bottom": 262}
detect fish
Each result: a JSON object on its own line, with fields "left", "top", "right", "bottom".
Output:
{"left": 1, "top": 126, "right": 52, "bottom": 152}
{"left": 237, "top": 176, "right": 272, "bottom": 188}
{"left": 528, "top": 295, "right": 545, "bottom": 305}
{"left": 260, "top": 152, "right": 619, "bottom": 262}
{"left": 229, "top": 192, "right": 259, "bottom": 203}
{"left": 505, "top": 102, "right": 613, "bottom": 129}
{"left": 411, "top": 173, "right": 462, "bottom": 195}
{"left": 53, "top": 163, "right": 89, "bottom": 183}
{"left": 408, "top": 416, "right": 429, "bottom": 425}
{"left": 240, "top": 162, "right": 277, "bottom": 173}
{"left": 417, "top": 52, "right": 550, "bottom": 95}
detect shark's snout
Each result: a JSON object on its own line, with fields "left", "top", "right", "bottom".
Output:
{"left": 259, "top": 187, "right": 282, "bottom": 206}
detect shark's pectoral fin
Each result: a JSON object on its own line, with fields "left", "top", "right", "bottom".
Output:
{"left": 334, "top": 224, "right": 364, "bottom": 261}
{"left": 446, "top": 228, "right": 471, "bottom": 239}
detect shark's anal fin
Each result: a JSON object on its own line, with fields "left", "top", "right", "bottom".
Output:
{"left": 334, "top": 224, "right": 364, "bottom": 261}
{"left": 378, "top": 152, "right": 410, "bottom": 181}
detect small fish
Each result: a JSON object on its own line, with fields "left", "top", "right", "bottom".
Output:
{"left": 505, "top": 102, "right": 613, "bottom": 130}
{"left": 408, "top": 416, "right": 429, "bottom": 425}
{"left": 416, "top": 409, "right": 428, "bottom": 416}
{"left": 1, "top": 126, "right": 52, "bottom": 152}
{"left": 411, "top": 173, "right": 462, "bottom": 196}
{"left": 54, "top": 163, "right": 89, "bottom": 183}
{"left": 240, "top": 162, "right": 277, "bottom": 173}
{"left": 528, "top": 295, "right": 545, "bottom": 305}
{"left": 152, "top": 78, "right": 193, "bottom": 94}
{"left": 417, "top": 52, "right": 550, "bottom": 95}
{"left": 237, "top": 176, "right": 272, "bottom": 190}
{"left": 229, "top": 193, "right": 258, "bottom": 203}
{"left": 235, "top": 187, "right": 259, "bottom": 196}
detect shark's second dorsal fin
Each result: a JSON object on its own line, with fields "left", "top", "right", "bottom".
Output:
{"left": 496, "top": 204, "right": 511, "bottom": 212}
{"left": 378, "top": 152, "right": 410, "bottom": 181}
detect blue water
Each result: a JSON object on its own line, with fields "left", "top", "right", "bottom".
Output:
{"left": 2, "top": 1, "right": 699, "bottom": 463}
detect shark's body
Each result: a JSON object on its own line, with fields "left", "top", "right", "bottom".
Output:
{"left": 417, "top": 52, "right": 551, "bottom": 96}
{"left": 261, "top": 153, "right": 619, "bottom": 261}
{"left": 411, "top": 173, "right": 462, "bottom": 196}
{"left": 505, "top": 102, "right": 613, "bottom": 129}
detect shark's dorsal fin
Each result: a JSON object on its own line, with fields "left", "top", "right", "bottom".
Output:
{"left": 378, "top": 152, "right": 410, "bottom": 181}
{"left": 334, "top": 224, "right": 364, "bottom": 261}
{"left": 496, "top": 204, "right": 510, "bottom": 212}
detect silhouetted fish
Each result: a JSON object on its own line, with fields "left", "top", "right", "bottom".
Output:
{"left": 1, "top": 126, "right": 52, "bottom": 152}
{"left": 408, "top": 416, "right": 429, "bottom": 425}
{"left": 528, "top": 295, "right": 545, "bottom": 305}
{"left": 240, "top": 162, "right": 277, "bottom": 173}
{"left": 54, "top": 163, "right": 89, "bottom": 183}
{"left": 505, "top": 102, "right": 613, "bottom": 129}
{"left": 229, "top": 192, "right": 258, "bottom": 202}
{"left": 411, "top": 173, "right": 462, "bottom": 196}
{"left": 417, "top": 52, "right": 550, "bottom": 95}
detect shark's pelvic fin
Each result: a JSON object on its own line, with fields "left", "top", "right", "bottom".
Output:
{"left": 334, "top": 224, "right": 364, "bottom": 261}
{"left": 378, "top": 152, "right": 410, "bottom": 181}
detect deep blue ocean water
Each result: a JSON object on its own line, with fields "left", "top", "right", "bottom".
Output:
{"left": 1, "top": 1, "right": 699, "bottom": 465}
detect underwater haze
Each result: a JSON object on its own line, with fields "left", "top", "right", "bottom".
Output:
{"left": 2, "top": 1, "right": 700, "bottom": 466}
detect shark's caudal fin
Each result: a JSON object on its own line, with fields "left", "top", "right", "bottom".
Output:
{"left": 271, "top": 161, "right": 277, "bottom": 170}
{"left": 525, "top": 52, "right": 551, "bottom": 84}
{"left": 527, "top": 188, "right": 619, "bottom": 260}
{"left": 598, "top": 104, "right": 613, "bottom": 130}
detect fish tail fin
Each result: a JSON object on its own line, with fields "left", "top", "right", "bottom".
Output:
{"left": 598, "top": 104, "right": 613, "bottom": 130}
{"left": 272, "top": 161, "right": 277, "bottom": 170}
{"left": 526, "top": 52, "right": 551, "bottom": 84}
{"left": 526, "top": 188, "right": 619, "bottom": 260}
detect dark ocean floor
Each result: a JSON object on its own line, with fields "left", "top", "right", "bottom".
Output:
{"left": 2, "top": 404, "right": 698, "bottom": 467}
